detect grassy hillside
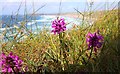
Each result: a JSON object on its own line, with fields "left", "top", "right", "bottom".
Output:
{"left": 1, "top": 9, "right": 119, "bottom": 73}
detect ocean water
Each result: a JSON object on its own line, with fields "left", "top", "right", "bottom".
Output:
{"left": 0, "top": 15, "right": 81, "bottom": 41}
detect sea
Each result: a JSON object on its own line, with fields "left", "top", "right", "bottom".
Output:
{"left": 0, "top": 15, "right": 81, "bottom": 42}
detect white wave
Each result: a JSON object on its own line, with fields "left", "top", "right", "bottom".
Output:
{"left": 27, "top": 21, "right": 36, "bottom": 26}
{"left": 18, "top": 22, "right": 21, "bottom": 24}
{"left": 33, "top": 15, "right": 81, "bottom": 25}
{"left": 35, "top": 19, "right": 51, "bottom": 22}
{"left": 0, "top": 28, "right": 6, "bottom": 31}
{"left": 0, "top": 27, "right": 16, "bottom": 31}
{"left": 43, "top": 15, "right": 56, "bottom": 19}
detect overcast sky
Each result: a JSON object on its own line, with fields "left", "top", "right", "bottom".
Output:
{"left": 0, "top": 0, "right": 119, "bottom": 15}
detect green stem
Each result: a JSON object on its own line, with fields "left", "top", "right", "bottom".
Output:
{"left": 59, "top": 33, "right": 68, "bottom": 70}
{"left": 59, "top": 33, "right": 62, "bottom": 58}
{"left": 86, "top": 47, "right": 93, "bottom": 65}
{"left": 76, "top": 49, "right": 87, "bottom": 63}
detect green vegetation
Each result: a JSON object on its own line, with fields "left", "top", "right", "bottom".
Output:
{"left": 0, "top": 0, "right": 119, "bottom": 72}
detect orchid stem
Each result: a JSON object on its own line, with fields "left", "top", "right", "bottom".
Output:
{"left": 86, "top": 47, "right": 93, "bottom": 65}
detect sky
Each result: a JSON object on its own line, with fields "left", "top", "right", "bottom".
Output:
{"left": 0, "top": 0, "right": 119, "bottom": 15}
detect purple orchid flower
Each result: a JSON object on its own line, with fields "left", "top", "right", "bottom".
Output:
{"left": 0, "top": 52, "right": 23, "bottom": 73}
{"left": 51, "top": 17, "right": 66, "bottom": 34}
{"left": 86, "top": 31, "right": 104, "bottom": 52}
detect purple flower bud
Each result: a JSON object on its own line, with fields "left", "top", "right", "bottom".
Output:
{"left": 0, "top": 52, "right": 23, "bottom": 73}
{"left": 86, "top": 31, "right": 104, "bottom": 52}
{"left": 51, "top": 17, "right": 66, "bottom": 34}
